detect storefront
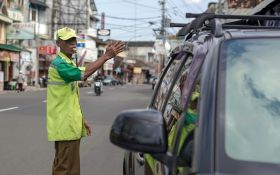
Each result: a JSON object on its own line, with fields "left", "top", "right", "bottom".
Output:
{"left": 0, "top": 51, "right": 11, "bottom": 83}
{"left": 0, "top": 50, "right": 19, "bottom": 90}
{"left": 0, "top": 44, "right": 26, "bottom": 90}
{"left": 38, "top": 45, "right": 56, "bottom": 78}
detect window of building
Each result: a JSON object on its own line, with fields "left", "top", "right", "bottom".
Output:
{"left": 18, "top": 0, "right": 24, "bottom": 7}
{"left": 31, "top": 8, "right": 37, "bottom": 21}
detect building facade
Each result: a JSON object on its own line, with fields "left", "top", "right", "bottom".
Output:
{"left": 0, "top": 0, "right": 100, "bottom": 90}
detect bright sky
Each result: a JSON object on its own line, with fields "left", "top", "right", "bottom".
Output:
{"left": 94, "top": 0, "right": 218, "bottom": 41}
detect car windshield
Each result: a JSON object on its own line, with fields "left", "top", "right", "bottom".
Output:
{"left": 222, "top": 38, "right": 280, "bottom": 164}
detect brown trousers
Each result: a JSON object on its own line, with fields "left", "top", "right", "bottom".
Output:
{"left": 53, "top": 140, "right": 81, "bottom": 175}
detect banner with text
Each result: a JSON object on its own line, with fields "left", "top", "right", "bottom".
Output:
{"left": 6, "top": 23, "right": 35, "bottom": 40}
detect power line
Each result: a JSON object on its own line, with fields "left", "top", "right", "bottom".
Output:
{"left": 111, "top": 26, "right": 155, "bottom": 33}
{"left": 179, "top": 0, "right": 200, "bottom": 13}
{"left": 112, "top": 29, "right": 155, "bottom": 39}
{"left": 95, "top": 13, "right": 161, "bottom": 21}
{"left": 121, "top": 0, "right": 160, "bottom": 10}
{"left": 166, "top": 0, "right": 185, "bottom": 19}
{"left": 105, "top": 21, "right": 159, "bottom": 29}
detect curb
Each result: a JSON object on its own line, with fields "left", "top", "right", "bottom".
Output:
{"left": 0, "top": 87, "right": 46, "bottom": 94}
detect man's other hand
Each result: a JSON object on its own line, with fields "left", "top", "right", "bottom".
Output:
{"left": 84, "top": 120, "right": 92, "bottom": 136}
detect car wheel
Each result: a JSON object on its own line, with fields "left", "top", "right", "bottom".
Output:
{"left": 128, "top": 153, "right": 134, "bottom": 175}
{"left": 123, "top": 158, "right": 126, "bottom": 175}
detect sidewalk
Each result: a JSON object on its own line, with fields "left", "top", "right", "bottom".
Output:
{"left": 25, "top": 86, "right": 46, "bottom": 92}
{"left": 0, "top": 86, "right": 46, "bottom": 95}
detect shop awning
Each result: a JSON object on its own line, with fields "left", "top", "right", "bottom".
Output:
{"left": 0, "top": 14, "right": 13, "bottom": 24}
{"left": 0, "top": 44, "right": 30, "bottom": 53}
{"left": 30, "top": 0, "right": 48, "bottom": 8}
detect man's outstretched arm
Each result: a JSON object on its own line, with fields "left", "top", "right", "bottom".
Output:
{"left": 83, "top": 41, "right": 125, "bottom": 80}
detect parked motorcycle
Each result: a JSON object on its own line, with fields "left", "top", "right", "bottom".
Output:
{"left": 94, "top": 80, "right": 103, "bottom": 96}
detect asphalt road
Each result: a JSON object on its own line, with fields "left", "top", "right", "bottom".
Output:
{"left": 0, "top": 84, "right": 153, "bottom": 175}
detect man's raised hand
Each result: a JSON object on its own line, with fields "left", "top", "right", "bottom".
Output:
{"left": 104, "top": 41, "right": 126, "bottom": 60}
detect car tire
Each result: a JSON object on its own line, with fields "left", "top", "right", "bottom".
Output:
{"left": 128, "top": 153, "right": 133, "bottom": 175}
{"left": 123, "top": 158, "right": 126, "bottom": 175}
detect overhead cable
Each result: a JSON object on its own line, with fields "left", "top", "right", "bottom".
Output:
{"left": 95, "top": 13, "right": 161, "bottom": 21}
{"left": 121, "top": 0, "right": 160, "bottom": 10}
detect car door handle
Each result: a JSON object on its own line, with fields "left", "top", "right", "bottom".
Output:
{"left": 136, "top": 152, "right": 144, "bottom": 166}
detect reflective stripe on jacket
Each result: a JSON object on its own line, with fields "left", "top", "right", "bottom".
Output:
{"left": 47, "top": 52, "right": 87, "bottom": 141}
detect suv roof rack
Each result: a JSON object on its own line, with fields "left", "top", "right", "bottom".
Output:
{"left": 170, "top": 13, "right": 280, "bottom": 38}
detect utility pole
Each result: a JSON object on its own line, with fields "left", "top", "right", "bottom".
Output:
{"left": 218, "top": 0, "right": 223, "bottom": 14}
{"left": 159, "top": 0, "right": 166, "bottom": 44}
{"left": 159, "top": 0, "right": 166, "bottom": 70}
{"left": 133, "top": 0, "right": 137, "bottom": 60}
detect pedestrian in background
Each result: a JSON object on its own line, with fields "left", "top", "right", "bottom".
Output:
{"left": 17, "top": 71, "right": 25, "bottom": 92}
{"left": 46, "top": 27, "right": 125, "bottom": 175}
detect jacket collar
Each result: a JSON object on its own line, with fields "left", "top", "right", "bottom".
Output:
{"left": 58, "top": 52, "right": 75, "bottom": 65}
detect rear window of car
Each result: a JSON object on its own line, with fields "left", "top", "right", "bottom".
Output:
{"left": 222, "top": 38, "right": 280, "bottom": 164}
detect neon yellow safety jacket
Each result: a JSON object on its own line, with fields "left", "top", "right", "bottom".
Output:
{"left": 145, "top": 109, "right": 197, "bottom": 174}
{"left": 47, "top": 52, "right": 87, "bottom": 141}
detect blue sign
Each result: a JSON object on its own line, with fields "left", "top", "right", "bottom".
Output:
{"left": 77, "top": 43, "right": 85, "bottom": 48}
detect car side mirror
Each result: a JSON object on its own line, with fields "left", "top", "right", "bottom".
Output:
{"left": 110, "top": 109, "right": 167, "bottom": 153}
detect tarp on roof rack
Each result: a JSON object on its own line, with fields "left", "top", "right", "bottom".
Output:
{"left": 225, "top": 0, "right": 276, "bottom": 15}
{"left": 225, "top": 0, "right": 279, "bottom": 23}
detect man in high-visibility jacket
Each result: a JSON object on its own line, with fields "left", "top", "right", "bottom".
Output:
{"left": 47, "top": 27, "right": 125, "bottom": 175}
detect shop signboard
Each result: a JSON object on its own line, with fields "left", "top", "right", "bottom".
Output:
{"left": 21, "top": 51, "right": 32, "bottom": 62}
{"left": 6, "top": 23, "right": 35, "bottom": 40}
{"left": 0, "top": 51, "right": 19, "bottom": 62}
{"left": 0, "top": 51, "right": 9, "bottom": 62}
{"left": 7, "top": 9, "right": 24, "bottom": 21}
{"left": 10, "top": 52, "right": 19, "bottom": 62}
{"left": 0, "top": 71, "right": 3, "bottom": 91}
{"left": 97, "top": 29, "right": 110, "bottom": 36}
{"left": 77, "top": 34, "right": 86, "bottom": 48}
{"left": 103, "top": 63, "right": 113, "bottom": 70}
{"left": 38, "top": 46, "right": 57, "bottom": 55}
{"left": 133, "top": 67, "right": 142, "bottom": 74}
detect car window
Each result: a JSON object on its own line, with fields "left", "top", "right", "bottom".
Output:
{"left": 166, "top": 43, "right": 207, "bottom": 174}
{"left": 153, "top": 56, "right": 189, "bottom": 110}
{"left": 219, "top": 38, "right": 280, "bottom": 164}
{"left": 157, "top": 55, "right": 199, "bottom": 174}
{"left": 163, "top": 57, "right": 193, "bottom": 128}
{"left": 145, "top": 49, "right": 192, "bottom": 175}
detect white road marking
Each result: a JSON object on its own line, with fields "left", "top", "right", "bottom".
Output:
{"left": 0, "top": 107, "right": 19, "bottom": 112}
{"left": 43, "top": 100, "right": 47, "bottom": 103}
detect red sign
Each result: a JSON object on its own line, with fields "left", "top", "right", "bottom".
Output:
{"left": 38, "top": 46, "right": 57, "bottom": 55}
{"left": 10, "top": 52, "right": 19, "bottom": 62}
